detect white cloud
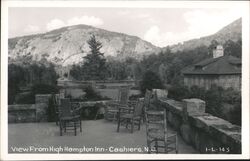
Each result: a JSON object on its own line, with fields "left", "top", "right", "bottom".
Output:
{"left": 67, "top": 16, "right": 103, "bottom": 26}
{"left": 144, "top": 25, "right": 183, "bottom": 47}
{"left": 144, "top": 9, "right": 242, "bottom": 47}
{"left": 144, "top": 26, "right": 160, "bottom": 44}
{"left": 24, "top": 25, "right": 40, "bottom": 33}
{"left": 46, "top": 19, "right": 65, "bottom": 31}
{"left": 183, "top": 9, "right": 242, "bottom": 38}
{"left": 46, "top": 16, "right": 103, "bottom": 31}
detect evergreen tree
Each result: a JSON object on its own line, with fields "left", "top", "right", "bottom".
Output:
{"left": 82, "top": 35, "right": 107, "bottom": 80}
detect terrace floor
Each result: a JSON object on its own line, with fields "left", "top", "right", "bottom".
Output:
{"left": 8, "top": 119, "right": 198, "bottom": 154}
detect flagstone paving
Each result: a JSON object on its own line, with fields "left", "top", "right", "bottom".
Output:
{"left": 8, "top": 119, "right": 198, "bottom": 154}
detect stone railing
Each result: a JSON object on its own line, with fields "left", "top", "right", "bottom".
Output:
{"left": 8, "top": 95, "right": 111, "bottom": 123}
{"left": 8, "top": 94, "right": 52, "bottom": 123}
{"left": 57, "top": 79, "right": 137, "bottom": 89}
{"left": 8, "top": 104, "right": 36, "bottom": 123}
{"left": 158, "top": 98, "right": 241, "bottom": 154}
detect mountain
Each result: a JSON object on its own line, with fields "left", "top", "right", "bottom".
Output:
{"left": 8, "top": 18, "right": 242, "bottom": 66}
{"left": 8, "top": 25, "right": 160, "bottom": 66}
{"left": 167, "top": 18, "right": 242, "bottom": 53}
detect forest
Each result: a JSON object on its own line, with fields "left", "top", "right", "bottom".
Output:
{"left": 8, "top": 36, "right": 242, "bottom": 125}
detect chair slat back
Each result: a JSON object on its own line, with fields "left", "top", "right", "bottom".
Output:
{"left": 134, "top": 100, "right": 144, "bottom": 116}
{"left": 144, "top": 89, "right": 153, "bottom": 111}
{"left": 118, "top": 86, "right": 130, "bottom": 105}
{"left": 59, "top": 98, "right": 72, "bottom": 118}
{"left": 145, "top": 103, "right": 167, "bottom": 134}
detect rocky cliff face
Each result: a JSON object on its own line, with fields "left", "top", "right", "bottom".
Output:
{"left": 8, "top": 18, "right": 241, "bottom": 66}
{"left": 8, "top": 24, "right": 160, "bottom": 66}
{"left": 168, "top": 18, "right": 242, "bottom": 53}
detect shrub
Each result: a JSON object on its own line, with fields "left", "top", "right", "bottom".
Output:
{"left": 204, "top": 85, "right": 224, "bottom": 117}
{"left": 229, "top": 102, "right": 241, "bottom": 126}
{"left": 84, "top": 85, "right": 109, "bottom": 101}
{"left": 189, "top": 85, "right": 206, "bottom": 100}
{"left": 31, "top": 83, "right": 59, "bottom": 95}
{"left": 167, "top": 84, "right": 241, "bottom": 126}
{"left": 140, "top": 70, "right": 164, "bottom": 95}
{"left": 15, "top": 92, "right": 35, "bottom": 104}
{"left": 15, "top": 84, "right": 59, "bottom": 104}
{"left": 168, "top": 84, "right": 189, "bottom": 101}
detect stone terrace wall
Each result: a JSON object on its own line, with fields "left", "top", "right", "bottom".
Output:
{"left": 8, "top": 96, "right": 111, "bottom": 123}
{"left": 8, "top": 94, "right": 52, "bottom": 123}
{"left": 8, "top": 104, "right": 36, "bottom": 123}
{"left": 158, "top": 98, "right": 241, "bottom": 154}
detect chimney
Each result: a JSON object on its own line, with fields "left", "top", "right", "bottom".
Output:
{"left": 213, "top": 45, "right": 224, "bottom": 58}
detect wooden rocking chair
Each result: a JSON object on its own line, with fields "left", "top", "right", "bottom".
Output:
{"left": 59, "top": 98, "right": 82, "bottom": 136}
{"left": 104, "top": 86, "right": 130, "bottom": 121}
{"left": 145, "top": 101, "right": 178, "bottom": 153}
{"left": 117, "top": 100, "right": 144, "bottom": 133}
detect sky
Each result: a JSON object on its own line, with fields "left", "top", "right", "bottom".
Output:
{"left": 8, "top": 7, "right": 242, "bottom": 47}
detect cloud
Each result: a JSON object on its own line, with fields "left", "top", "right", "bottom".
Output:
{"left": 183, "top": 9, "right": 242, "bottom": 38}
{"left": 144, "top": 25, "right": 182, "bottom": 47}
{"left": 24, "top": 25, "right": 40, "bottom": 33}
{"left": 46, "top": 15, "right": 103, "bottom": 31}
{"left": 46, "top": 19, "right": 65, "bottom": 31}
{"left": 67, "top": 16, "right": 103, "bottom": 26}
{"left": 144, "top": 9, "right": 242, "bottom": 47}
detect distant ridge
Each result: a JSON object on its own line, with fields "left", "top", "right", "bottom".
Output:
{"left": 167, "top": 18, "right": 242, "bottom": 53}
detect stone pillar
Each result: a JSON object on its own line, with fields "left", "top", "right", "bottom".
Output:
{"left": 182, "top": 98, "right": 205, "bottom": 121}
{"left": 180, "top": 98, "right": 206, "bottom": 144}
{"left": 152, "top": 89, "right": 168, "bottom": 101}
{"left": 35, "top": 94, "right": 52, "bottom": 122}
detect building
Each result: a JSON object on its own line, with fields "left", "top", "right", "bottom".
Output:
{"left": 182, "top": 45, "right": 241, "bottom": 91}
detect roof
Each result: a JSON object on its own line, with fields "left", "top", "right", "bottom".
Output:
{"left": 182, "top": 55, "right": 241, "bottom": 75}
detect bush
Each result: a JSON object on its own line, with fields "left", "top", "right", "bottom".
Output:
{"left": 140, "top": 70, "right": 164, "bottom": 95}
{"left": 84, "top": 86, "right": 110, "bottom": 101}
{"left": 167, "top": 84, "right": 241, "bottom": 126}
{"left": 189, "top": 85, "right": 206, "bottom": 100}
{"left": 230, "top": 102, "right": 241, "bottom": 126}
{"left": 14, "top": 84, "right": 59, "bottom": 104}
{"left": 168, "top": 84, "right": 189, "bottom": 101}
{"left": 204, "top": 85, "right": 224, "bottom": 117}
{"left": 31, "top": 83, "right": 59, "bottom": 95}
{"left": 15, "top": 92, "right": 35, "bottom": 104}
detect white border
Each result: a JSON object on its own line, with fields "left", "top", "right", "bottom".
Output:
{"left": 1, "top": 0, "right": 249, "bottom": 160}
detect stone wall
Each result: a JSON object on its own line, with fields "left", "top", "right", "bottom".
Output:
{"left": 158, "top": 98, "right": 241, "bottom": 154}
{"left": 8, "top": 95, "right": 111, "bottom": 123}
{"left": 8, "top": 94, "right": 52, "bottom": 123}
{"left": 8, "top": 104, "right": 36, "bottom": 123}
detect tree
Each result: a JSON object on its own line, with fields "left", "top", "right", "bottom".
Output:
{"left": 158, "top": 63, "right": 168, "bottom": 83}
{"left": 140, "top": 70, "right": 164, "bottom": 95}
{"left": 82, "top": 35, "right": 107, "bottom": 80}
{"left": 223, "top": 39, "right": 242, "bottom": 58}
